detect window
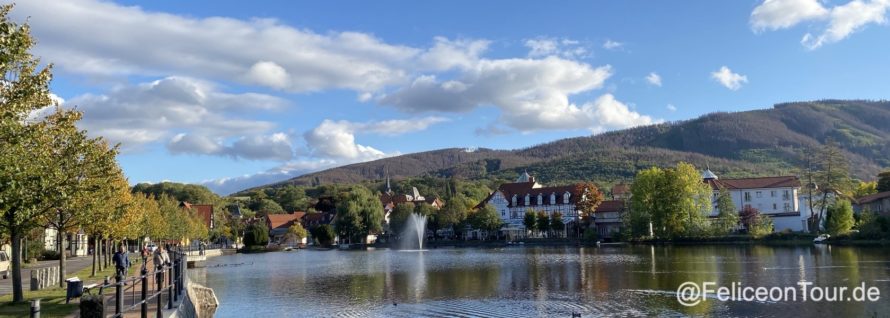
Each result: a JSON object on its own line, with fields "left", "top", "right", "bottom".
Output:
{"left": 784, "top": 203, "right": 791, "bottom": 211}
{"left": 756, "top": 191, "right": 762, "bottom": 198}
{"left": 524, "top": 194, "right": 530, "bottom": 206}
{"left": 550, "top": 193, "right": 556, "bottom": 204}
{"left": 563, "top": 192, "right": 571, "bottom": 204}
{"left": 773, "top": 203, "right": 777, "bottom": 210}
{"left": 771, "top": 191, "right": 776, "bottom": 197}
{"left": 783, "top": 190, "right": 790, "bottom": 200}
{"left": 744, "top": 192, "right": 751, "bottom": 202}
{"left": 511, "top": 195, "right": 517, "bottom": 206}
{"left": 501, "top": 211, "right": 505, "bottom": 217}
{"left": 537, "top": 194, "right": 543, "bottom": 205}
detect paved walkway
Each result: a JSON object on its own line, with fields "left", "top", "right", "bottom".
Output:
{"left": 0, "top": 255, "right": 99, "bottom": 296}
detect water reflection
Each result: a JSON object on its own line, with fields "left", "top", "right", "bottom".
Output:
{"left": 192, "top": 245, "right": 890, "bottom": 317}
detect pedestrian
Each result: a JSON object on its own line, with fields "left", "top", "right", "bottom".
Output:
{"left": 112, "top": 245, "right": 130, "bottom": 284}
{"left": 153, "top": 245, "right": 171, "bottom": 290}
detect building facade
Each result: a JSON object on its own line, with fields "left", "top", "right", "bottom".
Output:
{"left": 703, "top": 169, "right": 808, "bottom": 232}
{"left": 854, "top": 191, "right": 890, "bottom": 215}
{"left": 476, "top": 172, "right": 582, "bottom": 238}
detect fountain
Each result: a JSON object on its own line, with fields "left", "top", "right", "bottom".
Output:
{"left": 400, "top": 213, "right": 428, "bottom": 250}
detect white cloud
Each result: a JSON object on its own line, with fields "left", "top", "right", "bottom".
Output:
{"left": 667, "top": 104, "right": 677, "bottom": 112}
{"left": 201, "top": 160, "right": 338, "bottom": 195}
{"left": 711, "top": 66, "right": 748, "bottom": 90}
{"left": 13, "top": 0, "right": 495, "bottom": 93}
{"left": 524, "top": 37, "right": 589, "bottom": 59}
{"left": 418, "top": 37, "right": 490, "bottom": 70}
{"left": 66, "top": 77, "right": 288, "bottom": 152}
{"left": 750, "top": 0, "right": 890, "bottom": 49}
{"left": 603, "top": 39, "right": 623, "bottom": 50}
{"left": 167, "top": 133, "right": 295, "bottom": 161}
{"left": 302, "top": 116, "right": 446, "bottom": 160}
{"left": 645, "top": 72, "right": 662, "bottom": 87}
{"left": 381, "top": 57, "right": 654, "bottom": 132}
{"left": 750, "top": 0, "right": 829, "bottom": 31}
{"left": 802, "top": 0, "right": 890, "bottom": 49}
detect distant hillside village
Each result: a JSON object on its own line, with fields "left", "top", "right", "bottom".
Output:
{"left": 21, "top": 162, "right": 890, "bottom": 261}
{"left": 217, "top": 163, "right": 890, "bottom": 247}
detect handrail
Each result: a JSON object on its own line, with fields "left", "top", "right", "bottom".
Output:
{"left": 81, "top": 250, "right": 187, "bottom": 318}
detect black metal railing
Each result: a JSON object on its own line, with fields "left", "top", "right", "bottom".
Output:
{"left": 82, "top": 249, "right": 187, "bottom": 318}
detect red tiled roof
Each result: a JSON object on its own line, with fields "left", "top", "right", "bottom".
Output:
{"left": 857, "top": 191, "right": 890, "bottom": 204}
{"left": 181, "top": 202, "right": 213, "bottom": 229}
{"left": 706, "top": 176, "right": 800, "bottom": 190}
{"left": 594, "top": 200, "right": 625, "bottom": 213}
{"left": 476, "top": 181, "right": 583, "bottom": 209}
{"left": 266, "top": 214, "right": 299, "bottom": 230}
{"left": 291, "top": 211, "right": 307, "bottom": 221}
{"left": 611, "top": 184, "right": 629, "bottom": 196}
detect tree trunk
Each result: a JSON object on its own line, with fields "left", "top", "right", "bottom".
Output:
{"left": 59, "top": 232, "right": 67, "bottom": 288}
{"left": 91, "top": 236, "right": 98, "bottom": 277}
{"left": 11, "top": 228, "right": 24, "bottom": 303}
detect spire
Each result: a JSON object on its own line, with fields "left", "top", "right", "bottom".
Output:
{"left": 385, "top": 167, "right": 392, "bottom": 195}
{"left": 702, "top": 164, "right": 718, "bottom": 180}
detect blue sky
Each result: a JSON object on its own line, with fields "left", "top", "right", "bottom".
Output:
{"left": 13, "top": 0, "right": 890, "bottom": 194}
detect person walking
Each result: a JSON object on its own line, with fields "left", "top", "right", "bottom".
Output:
{"left": 112, "top": 245, "right": 130, "bottom": 284}
{"left": 153, "top": 245, "right": 171, "bottom": 290}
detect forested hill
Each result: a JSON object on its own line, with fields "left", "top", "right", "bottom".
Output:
{"left": 251, "top": 100, "right": 890, "bottom": 191}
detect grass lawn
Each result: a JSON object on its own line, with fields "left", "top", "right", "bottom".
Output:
{"left": 0, "top": 258, "right": 143, "bottom": 318}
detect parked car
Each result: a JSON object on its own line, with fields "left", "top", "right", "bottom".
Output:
{"left": 0, "top": 251, "right": 9, "bottom": 279}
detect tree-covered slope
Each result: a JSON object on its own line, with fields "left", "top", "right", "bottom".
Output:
{"left": 250, "top": 100, "right": 889, "bottom": 192}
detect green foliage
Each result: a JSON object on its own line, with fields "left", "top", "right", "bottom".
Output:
{"left": 132, "top": 182, "right": 219, "bottom": 205}
{"left": 853, "top": 180, "right": 878, "bottom": 198}
{"left": 287, "top": 223, "right": 308, "bottom": 242}
{"left": 414, "top": 202, "right": 434, "bottom": 217}
{"left": 436, "top": 194, "right": 469, "bottom": 231}
{"left": 825, "top": 199, "right": 855, "bottom": 236}
{"left": 468, "top": 204, "right": 502, "bottom": 233}
{"left": 582, "top": 228, "right": 598, "bottom": 242}
{"left": 309, "top": 224, "right": 336, "bottom": 246}
{"left": 251, "top": 198, "right": 285, "bottom": 216}
{"left": 741, "top": 207, "right": 773, "bottom": 238}
{"left": 388, "top": 203, "right": 414, "bottom": 234}
{"left": 536, "top": 211, "right": 550, "bottom": 236}
{"left": 627, "top": 163, "right": 711, "bottom": 239}
{"left": 243, "top": 223, "right": 269, "bottom": 247}
{"left": 800, "top": 141, "right": 853, "bottom": 233}
{"left": 523, "top": 210, "right": 537, "bottom": 234}
{"left": 334, "top": 186, "right": 384, "bottom": 243}
{"left": 714, "top": 187, "right": 739, "bottom": 235}
{"left": 855, "top": 210, "right": 890, "bottom": 239}
{"left": 550, "top": 211, "right": 565, "bottom": 237}
{"left": 878, "top": 171, "right": 890, "bottom": 193}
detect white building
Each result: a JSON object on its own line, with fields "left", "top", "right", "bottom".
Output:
{"left": 476, "top": 172, "right": 582, "bottom": 238}
{"left": 703, "top": 169, "right": 809, "bottom": 232}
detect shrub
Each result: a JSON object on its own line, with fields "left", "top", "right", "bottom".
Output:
{"left": 243, "top": 223, "right": 270, "bottom": 247}
{"left": 582, "top": 228, "right": 599, "bottom": 242}
{"left": 40, "top": 249, "right": 60, "bottom": 261}
{"left": 310, "top": 224, "right": 336, "bottom": 247}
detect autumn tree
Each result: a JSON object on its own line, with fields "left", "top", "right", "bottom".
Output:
{"left": 574, "top": 182, "right": 604, "bottom": 232}
{"left": 0, "top": 4, "right": 68, "bottom": 301}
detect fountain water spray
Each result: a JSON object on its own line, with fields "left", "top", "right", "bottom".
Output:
{"left": 401, "top": 213, "right": 428, "bottom": 250}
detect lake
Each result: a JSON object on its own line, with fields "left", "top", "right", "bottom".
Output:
{"left": 190, "top": 245, "right": 890, "bottom": 317}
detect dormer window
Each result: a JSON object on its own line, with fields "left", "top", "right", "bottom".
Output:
{"left": 537, "top": 194, "right": 543, "bottom": 205}
{"left": 511, "top": 195, "right": 517, "bottom": 206}
{"left": 524, "top": 194, "right": 530, "bottom": 206}
{"left": 550, "top": 193, "right": 556, "bottom": 204}
{"left": 563, "top": 192, "right": 571, "bottom": 204}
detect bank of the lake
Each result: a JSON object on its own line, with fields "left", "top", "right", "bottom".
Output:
{"left": 193, "top": 245, "right": 890, "bottom": 317}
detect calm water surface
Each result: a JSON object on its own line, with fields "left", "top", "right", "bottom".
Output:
{"left": 191, "top": 245, "right": 890, "bottom": 317}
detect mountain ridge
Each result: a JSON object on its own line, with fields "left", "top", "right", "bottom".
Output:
{"left": 245, "top": 99, "right": 889, "bottom": 193}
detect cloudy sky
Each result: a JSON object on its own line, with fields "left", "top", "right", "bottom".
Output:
{"left": 13, "top": 0, "right": 890, "bottom": 194}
